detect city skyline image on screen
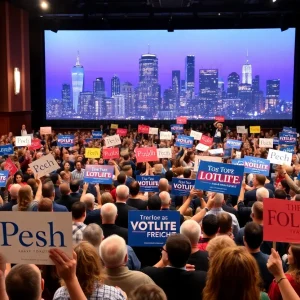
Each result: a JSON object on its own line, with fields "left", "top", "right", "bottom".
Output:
{"left": 45, "top": 29, "right": 295, "bottom": 120}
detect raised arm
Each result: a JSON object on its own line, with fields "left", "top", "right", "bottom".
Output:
{"left": 80, "top": 182, "right": 89, "bottom": 202}
{"left": 0, "top": 255, "right": 8, "bottom": 300}
{"left": 34, "top": 177, "right": 43, "bottom": 202}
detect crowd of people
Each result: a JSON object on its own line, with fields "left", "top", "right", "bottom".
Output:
{"left": 0, "top": 121, "right": 300, "bottom": 300}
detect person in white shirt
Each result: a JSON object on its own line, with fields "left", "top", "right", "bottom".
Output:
{"left": 21, "top": 124, "right": 27, "bottom": 136}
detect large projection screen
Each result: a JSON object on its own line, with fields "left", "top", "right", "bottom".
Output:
{"left": 45, "top": 29, "right": 295, "bottom": 121}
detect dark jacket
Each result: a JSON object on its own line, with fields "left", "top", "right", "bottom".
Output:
{"left": 114, "top": 202, "right": 137, "bottom": 228}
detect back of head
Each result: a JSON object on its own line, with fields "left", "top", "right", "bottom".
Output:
{"left": 165, "top": 170, "right": 174, "bottom": 182}
{"left": 5, "top": 264, "right": 42, "bottom": 300}
{"left": 203, "top": 246, "right": 260, "bottom": 300}
{"left": 217, "top": 212, "right": 232, "bottom": 234}
{"left": 147, "top": 195, "right": 162, "bottom": 210}
{"left": 50, "top": 173, "right": 59, "bottom": 185}
{"left": 183, "top": 168, "right": 192, "bottom": 178}
{"left": 202, "top": 215, "right": 219, "bottom": 236}
{"left": 38, "top": 198, "right": 53, "bottom": 212}
{"left": 9, "top": 184, "right": 21, "bottom": 199}
{"left": 117, "top": 172, "right": 126, "bottom": 184}
{"left": 289, "top": 244, "right": 300, "bottom": 272}
{"left": 71, "top": 201, "right": 86, "bottom": 220}
{"left": 83, "top": 223, "right": 103, "bottom": 248}
{"left": 244, "top": 222, "right": 263, "bottom": 250}
{"left": 206, "top": 235, "right": 236, "bottom": 260}
{"left": 101, "top": 203, "right": 117, "bottom": 223}
{"left": 158, "top": 178, "right": 169, "bottom": 192}
{"left": 116, "top": 184, "right": 129, "bottom": 202}
{"left": 70, "top": 180, "right": 80, "bottom": 192}
{"left": 100, "top": 234, "right": 127, "bottom": 268}
{"left": 18, "top": 185, "right": 33, "bottom": 211}
{"left": 42, "top": 181, "right": 55, "bottom": 198}
{"left": 274, "top": 189, "right": 287, "bottom": 199}
{"left": 213, "top": 193, "right": 224, "bottom": 206}
{"left": 101, "top": 192, "right": 114, "bottom": 205}
{"left": 255, "top": 174, "right": 266, "bottom": 186}
{"left": 130, "top": 284, "right": 167, "bottom": 300}
{"left": 82, "top": 193, "right": 95, "bottom": 210}
{"left": 159, "top": 191, "right": 171, "bottom": 207}
{"left": 165, "top": 234, "right": 191, "bottom": 268}
{"left": 180, "top": 220, "right": 201, "bottom": 244}
{"left": 256, "top": 187, "right": 269, "bottom": 201}
{"left": 251, "top": 201, "right": 263, "bottom": 221}
{"left": 59, "top": 183, "right": 70, "bottom": 196}
{"left": 129, "top": 181, "right": 140, "bottom": 196}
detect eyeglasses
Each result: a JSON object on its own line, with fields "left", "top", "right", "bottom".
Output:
{"left": 160, "top": 247, "right": 167, "bottom": 253}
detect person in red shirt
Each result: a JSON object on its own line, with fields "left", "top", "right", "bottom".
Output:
{"left": 269, "top": 244, "right": 300, "bottom": 300}
{"left": 198, "top": 214, "right": 219, "bottom": 251}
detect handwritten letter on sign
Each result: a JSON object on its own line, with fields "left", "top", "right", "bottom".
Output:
{"left": 29, "top": 153, "right": 60, "bottom": 178}
{"left": 16, "top": 136, "right": 32, "bottom": 147}
{"left": 104, "top": 135, "right": 121, "bottom": 147}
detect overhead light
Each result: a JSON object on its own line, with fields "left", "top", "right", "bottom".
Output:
{"left": 14, "top": 68, "right": 21, "bottom": 95}
{"left": 218, "top": 13, "right": 221, "bottom": 16}
{"left": 272, "top": 0, "right": 277, "bottom": 2}
{"left": 40, "top": 1, "right": 49, "bottom": 10}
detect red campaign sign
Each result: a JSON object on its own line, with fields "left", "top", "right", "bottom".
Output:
{"left": 102, "top": 148, "right": 120, "bottom": 160}
{"left": 200, "top": 135, "right": 213, "bottom": 146}
{"left": 215, "top": 116, "right": 225, "bottom": 122}
{"left": 4, "top": 158, "right": 18, "bottom": 176}
{"left": 117, "top": 128, "right": 128, "bottom": 137}
{"left": 176, "top": 117, "right": 187, "bottom": 124}
{"left": 28, "top": 139, "right": 41, "bottom": 151}
{"left": 263, "top": 198, "right": 300, "bottom": 243}
{"left": 135, "top": 147, "right": 158, "bottom": 163}
{"left": 138, "top": 125, "right": 150, "bottom": 134}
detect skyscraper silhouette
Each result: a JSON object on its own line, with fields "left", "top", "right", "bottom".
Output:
{"left": 71, "top": 52, "right": 84, "bottom": 113}
{"left": 62, "top": 84, "right": 71, "bottom": 112}
{"left": 227, "top": 72, "right": 240, "bottom": 98}
{"left": 111, "top": 75, "right": 120, "bottom": 96}
{"left": 93, "top": 77, "right": 106, "bottom": 98}
{"left": 185, "top": 55, "right": 195, "bottom": 99}
{"left": 266, "top": 79, "right": 280, "bottom": 111}
{"left": 242, "top": 51, "right": 252, "bottom": 85}
{"left": 172, "top": 70, "right": 180, "bottom": 110}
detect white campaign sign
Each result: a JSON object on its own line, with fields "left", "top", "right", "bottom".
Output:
{"left": 267, "top": 149, "right": 292, "bottom": 166}
{"left": 190, "top": 130, "right": 203, "bottom": 141}
{"left": 149, "top": 127, "right": 158, "bottom": 135}
{"left": 160, "top": 131, "right": 172, "bottom": 140}
{"left": 236, "top": 151, "right": 242, "bottom": 159}
{"left": 16, "top": 136, "right": 32, "bottom": 146}
{"left": 196, "top": 143, "right": 210, "bottom": 152}
{"left": 259, "top": 138, "right": 273, "bottom": 148}
{"left": 208, "top": 148, "right": 224, "bottom": 155}
{"left": 29, "top": 153, "right": 60, "bottom": 178}
{"left": 104, "top": 134, "right": 121, "bottom": 147}
{"left": 40, "top": 127, "right": 52, "bottom": 135}
{"left": 236, "top": 126, "right": 248, "bottom": 134}
{"left": 157, "top": 148, "right": 172, "bottom": 159}
{"left": 0, "top": 212, "right": 72, "bottom": 264}
{"left": 194, "top": 155, "right": 222, "bottom": 171}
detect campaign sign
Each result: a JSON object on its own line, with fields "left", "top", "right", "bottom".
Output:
{"left": 128, "top": 210, "right": 180, "bottom": 247}
{"left": 243, "top": 156, "right": 270, "bottom": 176}
{"left": 283, "top": 127, "right": 296, "bottom": 133}
{"left": 40, "top": 126, "right": 52, "bottom": 135}
{"left": 29, "top": 153, "right": 60, "bottom": 178}
{"left": 196, "top": 143, "right": 210, "bottom": 152}
{"left": 223, "top": 148, "right": 232, "bottom": 158}
{"left": 259, "top": 138, "right": 273, "bottom": 148}
{"left": 104, "top": 135, "right": 121, "bottom": 147}
{"left": 149, "top": 127, "right": 158, "bottom": 135}
{"left": 16, "top": 136, "right": 31, "bottom": 147}
{"left": 176, "top": 117, "right": 187, "bottom": 124}
{"left": 281, "top": 146, "right": 295, "bottom": 154}
{"left": 208, "top": 148, "right": 224, "bottom": 155}
{"left": 250, "top": 126, "right": 261, "bottom": 134}
{"left": 4, "top": 158, "right": 18, "bottom": 176}
{"left": 279, "top": 132, "right": 297, "bottom": 145}
{"left": 170, "top": 124, "right": 184, "bottom": 134}
{"left": 273, "top": 137, "right": 279, "bottom": 145}
{"left": 236, "top": 126, "right": 248, "bottom": 134}
{"left": 194, "top": 155, "right": 222, "bottom": 172}
{"left": 0, "top": 145, "right": 14, "bottom": 155}
{"left": 263, "top": 199, "right": 300, "bottom": 243}
{"left": 172, "top": 178, "right": 195, "bottom": 196}
{"left": 136, "top": 147, "right": 158, "bottom": 163}
{"left": 85, "top": 138, "right": 93, "bottom": 145}
{"left": 136, "top": 175, "right": 160, "bottom": 192}
{"left": 84, "top": 165, "right": 114, "bottom": 184}
{"left": 0, "top": 212, "right": 72, "bottom": 264}
{"left": 175, "top": 135, "right": 194, "bottom": 148}
{"left": 92, "top": 131, "right": 103, "bottom": 139}
{"left": 195, "top": 161, "right": 244, "bottom": 196}
{"left": 231, "top": 159, "right": 244, "bottom": 166}
{"left": 200, "top": 135, "right": 213, "bottom": 146}
{"left": 190, "top": 130, "right": 202, "bottom": 141}
{"left": 29, "top": 139, "right": 42, "bottom": 151}
{"left": 138, "top": 125, "right": 150, "bottom": 134}
{"left": 102, "top": 148, "right": 120, "bottom": 160}
{"left": 267, "top": 149, "right": 292, "bottom": 166}
{"left": 157, "top": 148, "right": 172, "bottom": 159}
{"left": 226, "top": 139, "right": 242, "bottom": 150}
{"left": 160, "top": 131, "right": 172, "bottom": 140}
{"left": 57, "top": 135, "right": 74, "bottom": 147}
{"left": 215, "top": 116, "right": 225, "bottom": 122}
{"left": 0, "top": 170, "right": 9, "bottom": 187}
{"left": 111, "top": 124, "right": 118, "bottom": 129}
{"left": 85, "top": 148, "right": 101, "bottom": 159}
{"left": 116, "top": 128, "right": 128, "bottom": 136}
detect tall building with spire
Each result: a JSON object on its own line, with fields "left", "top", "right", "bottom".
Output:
{"left": 185, "top": 55, "right": 195, "bottom": 99}
{"left": 242, "top": 51, "right": 252, "bottom": 85}
{"left": 71, "top": 52, "right": 84, "bottom": 113}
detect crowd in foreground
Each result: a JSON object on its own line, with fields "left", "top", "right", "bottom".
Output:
{"left": 0, "top": 122, "right": 300, "bottom": 300}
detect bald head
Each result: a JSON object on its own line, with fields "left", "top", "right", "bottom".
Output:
{"left": 59, "top": 183, "right": 70, "bottom": 196}
{"left": 82, "top": 193, "right": 95, "bottom": 210}
{"left": 213, "top": 193, "right": 224, "bottom": 206}
{"left": 116, "top": 185, "right": 129, "bottom": 202}
{"left": 159, "top": 191, "right": 171, "bottom": 208}
{"left": 159, "top": 178, "right": 169, "bottom": 192}
{"left": 101, "top": 203, "right": 117, "bottom": 223}
{"left": 180, "top": 220, "right": 201, "bottom": 244}
{"left": 256, "top": 187, "right": 269, "bottom": 201}
{"left": 10, "top": 184, "right": 21, "bottom": 199}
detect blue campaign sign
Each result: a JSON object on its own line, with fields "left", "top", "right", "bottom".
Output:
{"left": 0, "top": 145, "right": 14, "bottom": 155}
{"left": 128, "top": 210, "right": 180, "bottom": 247}
{"left": 281, "top": 145, "right": 295, "bottom": 154}
{"left": 273, "top": 137, "right": 279, "bottom": 145}
{"left": 243, "top": 156, "right": 270, "bottom": 176}
{"left": 136, "top": 175, "right": 160, "bottom": 192}
{"left": 0, "top": 170, "right": 9, "bottom": 187}
{"left": 84, "top": 165, "right": 114, "bottom": 184}
{"left": 223, "top": 148, "right": 232, "bottom": 158}
{"left": 231, "top": 159, "right": 244, "bottom": 166}
{"left": 171, "top": 178, "right": 195, "bottom": 196}
{"left": 279, "top": 132, "right": 297, "bottom": 145}
{"left": 283, "top": 127, "right": 296, "bottom": 133}
{"left": 226, "top": 139, "right": 242, "bottom": 150}
{"left": 195, "top": 161, "right": 244, "bottom": 196}
{"left": 85, "top": 138, "right": 93, "bottom": 144}
{"left": 175, "top": 135, "right": 194, "bottom": 148}
{"left": 170, "top": 124, "right": 184, "bottom": 134}
{"left": 92, "top": 131, "right": 103, "bottom": 139}
{"left": 57, "top": 135, "right": 74, "bottom": 147}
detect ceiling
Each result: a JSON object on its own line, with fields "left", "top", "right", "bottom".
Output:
{"left": 8, "top": 0, "right": 300, "bottom": 30}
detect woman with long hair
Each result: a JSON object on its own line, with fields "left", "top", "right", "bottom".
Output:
{"left": 53, "top": 241, "right": 126, "bottom": 300}
{"left": 203, "top": 246, "right": 268, "bottom": 300}
{"left": 269, "top": 244, "right": 300, "bottom": 300}
{"left": 62, "top": 162, "right": 71, "bottom": 183}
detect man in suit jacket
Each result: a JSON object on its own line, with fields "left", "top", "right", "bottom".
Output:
{"left": 69, "top": 180, "right": 82, "bottom": 201}
{"left": 142, "top": 234, "right": 206, "bottom": 300}
{"left": 82, "top": 193, "right": 101, "bottom": 225}
{"left": 114, "top": 185, "right": 137, "bottom": 228}
{"left": 56, "top": 183, "right": 79, "bottom": 211}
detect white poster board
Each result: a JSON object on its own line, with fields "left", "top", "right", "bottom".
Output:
{"left": 190, "top": 130, "right": 203, "bottom": 141}
{"left": 29, "top": 153, "right": 60, "bottom": 178}
{"left": 40, "top": 127, "right": 52, "bottom": 135}
{"left": 236, "top": 126, "right": 248, "bottom": 134}
{"left": 16, "top": 136, "right": 32, "bottom": 147}
{"left": 267, "top": 149, "right": 292, "bottom": 166}
{"left": 208, "top": 148, "right": 224, "bottom": 155}
{"left": 259, "top": 138, "right": 273, "bottom": 148}
{"left": 104, "top": 134, "right": 121, "bottom": 147}
{"left": 196, "top": 143, "right": 210, "bottom": 152}
{"left": 157, "top": 148, "right": 172, "bottom": 159}
{"left": 0, "top": 212, "right": 72, "bottom": 264}
{"left": 149, "top": 127, "right": 159, "bottom": 135}
{"left": 160, "top": 131, "right": 172, "bottom": 140}
{"left": 194, "top": 155, "right": 222, "bottom": 171}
